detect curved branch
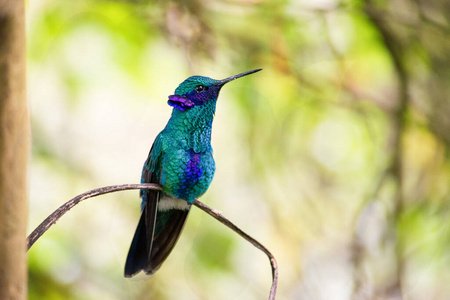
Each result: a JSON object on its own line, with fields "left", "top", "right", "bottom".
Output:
{"left": 27, "top": 183, "right": 278, "bottom": 300}
{"left": 193, "top": 199, "right": 278, "bottom": 299}
{"left": 27, "top": 183, "right": 163, "bottom": 250}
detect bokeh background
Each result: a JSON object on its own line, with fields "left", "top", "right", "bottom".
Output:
{"left": 26, "top": 0, "right": 450, "bottom": 299}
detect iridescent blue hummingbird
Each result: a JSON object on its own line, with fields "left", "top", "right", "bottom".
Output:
{"left": 124, "top": 69, "right": 262, "bottom": 277}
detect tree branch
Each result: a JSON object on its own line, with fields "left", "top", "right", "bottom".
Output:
{"left": 27, "top": 183, "right": 278, "bottom": 300}
{"left": 193, "top": 199, "right": 278, "bottom": 300}
{"left": 27, "top": 183, "right": 162, "bottom": 250}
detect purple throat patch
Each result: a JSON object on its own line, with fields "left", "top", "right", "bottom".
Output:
{"left": 168, "top": 95, "right": 195, "bottom": 111}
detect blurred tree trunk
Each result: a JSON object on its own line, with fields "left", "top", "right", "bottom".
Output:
{"left": 0, "top": 0, "right": 28, "bottom": 299}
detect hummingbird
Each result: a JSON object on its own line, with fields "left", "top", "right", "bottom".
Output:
{"left": 124, "top": 69, "right": 262, "bottom": 277}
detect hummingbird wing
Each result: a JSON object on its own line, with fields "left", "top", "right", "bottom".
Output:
{"left": 125, "top": 135, "right": 191, "bottom": 276}
{"left": 124, "top": 138, "right": 161, "bottom": 277}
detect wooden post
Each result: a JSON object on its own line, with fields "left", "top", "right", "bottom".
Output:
{"left": 0, "top": 0, "right": 28, "bottom": 299}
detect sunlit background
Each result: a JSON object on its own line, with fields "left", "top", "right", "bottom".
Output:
{"left": 27, "top": 0, "right": 450, "bottom": 299}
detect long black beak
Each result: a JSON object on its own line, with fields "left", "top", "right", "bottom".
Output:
{"left": 216, "top": 69, "right": 262, "bottom": 86}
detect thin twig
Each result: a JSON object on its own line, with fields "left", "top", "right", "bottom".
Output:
{"left": 27, "top": 183, "right": 278, "bottom": 300}
{"left": 27, "top": 183, "right": 162, "bottom": 250}
{"left": 193, "top": 199, "right": 278, "bottom": 300}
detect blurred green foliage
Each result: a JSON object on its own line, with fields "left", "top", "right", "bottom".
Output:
{"left": 27, "top": 0, "right": 450, "bottom": 299}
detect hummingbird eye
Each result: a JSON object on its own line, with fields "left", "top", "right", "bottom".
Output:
{"left": 194, "top": 85, "right": 207, "bottom": 93}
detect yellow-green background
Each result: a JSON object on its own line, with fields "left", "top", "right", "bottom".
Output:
{"left": 27, "top": 0, "right": 450, "bottom": 299}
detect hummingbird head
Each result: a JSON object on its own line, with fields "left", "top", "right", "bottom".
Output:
{"left": 168, "top": 69, "right": 262, "bottom": 111}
